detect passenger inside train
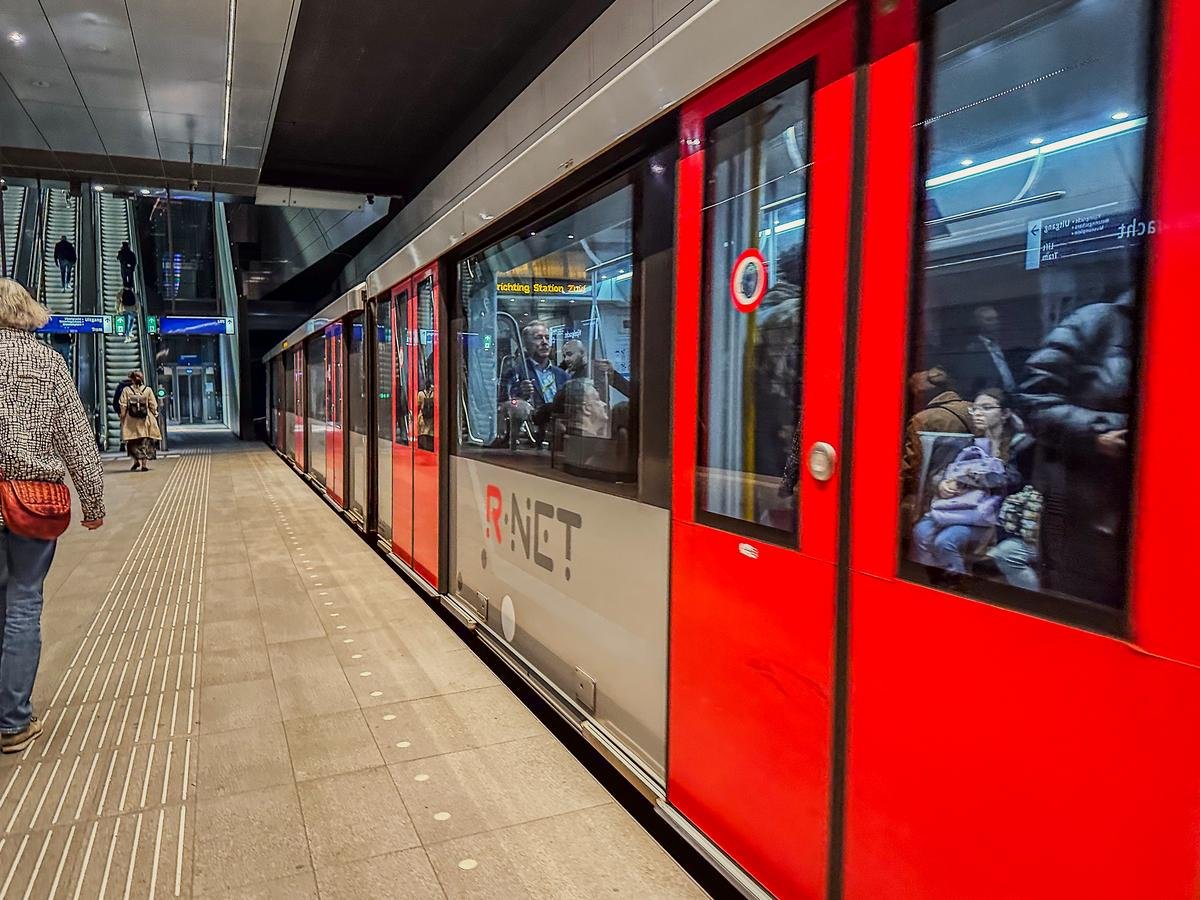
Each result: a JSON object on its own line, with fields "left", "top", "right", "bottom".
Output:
{"left": 456, "top": 182, "right": 638, "bottom": 482}
{"left": 901, "top": 0, "right": 1147, "bottom": 611}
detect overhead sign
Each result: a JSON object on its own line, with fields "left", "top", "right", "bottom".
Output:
{"left": 730, "top": 248, "right": 768, "bottom": 313}
{"left": 1025, "top": 206, "right": 1150, "bottom": 270}
{"left": 177, "top": 354, "right": 201, "bottom": 365}
{"left": 157, "top": 316, "right": 235, "bottom": 335}
{"left": 38, "top": 315, "right": 113, "bottom": 334}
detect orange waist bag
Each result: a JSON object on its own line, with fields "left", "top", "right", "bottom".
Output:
{"left": 0, "top": 479, "right": 71, "bottom": 540}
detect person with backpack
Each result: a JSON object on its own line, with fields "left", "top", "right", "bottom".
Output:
{"left": 118, "top": 371, "right": 160, "bottom": 471}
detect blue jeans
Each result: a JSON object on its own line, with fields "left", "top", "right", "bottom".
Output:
{"left": 988, "top": 537, "right": 1040, "bottom": 591}
{"left": 0, "top": 528, "right": 56, "bottom": 733}
{"left": 911, "top": 516, "right": 991, "bottom": 575}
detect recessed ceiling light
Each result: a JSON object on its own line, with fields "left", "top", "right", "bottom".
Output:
{"left": 30, "top": 79, "right": 50, "bottom": 88}
{"left": 1029, "top": 137, "right": 1045, "bottom": 146}
{"left": 529, "top": 231, "right": 536, "bottom": 236}
{"left": 567, "top": 234, "right": 575, "bottom": 239}
{"left": 1111, "top": 110, "right": 1130, "bottom": 121}
{"left": 93, "top": 184, "right": 104, "bottom": 192}
{"left": 87, "top": 44, "right": 109, "bottom": 53}
{"left": 479, "top": 212, "right": 493, "bottom": 221}
{"left": 7, "top": 31, "right": 26, "bottom": 47}
{"left": 140, "top": 188, "right": 151, "bottom": 195}
{"left": 960, "top": 158, "right": 973, "bottom": 166}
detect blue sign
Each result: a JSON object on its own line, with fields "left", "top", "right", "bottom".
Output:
{"left": 158, "top": 316, "right": 235, "bottom": 335}
{"left": 38, "top": 315, "right": 113, "bottom": 335}
{"left": 177, "top": 354, "right": 201, "bottom": 365}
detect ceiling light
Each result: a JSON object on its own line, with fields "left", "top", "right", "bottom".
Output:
{"left": 140, "top": 188, "right": 151, "bottom": 195}
{"left": 1029, "top": 137, "right": 1044, "bottom": 146}
{"left": 93, "top": 184, "right": 104, "bottom": 192}
{"left": 479, "top": 212, "right": 493, "bottom": 221}
{"left": 220, "top": 0, "right": 237, "bottom": 163}
{"left": 529, "top": 231, "right": 536, "bottom": 236}
{"left": 7, "top": 31, "right": 26, "bottom": 47}
{"left": 960, "top": 158, "right": 973, "bottom": 166}
{"left": 567, "top": 234, "right": 574, "bottom": 239}
{"left": 31, "top": 79, "right": 50, "bottom": 88}
{"left": 1111, "top": 110, "right": 1130, "bottom": 121}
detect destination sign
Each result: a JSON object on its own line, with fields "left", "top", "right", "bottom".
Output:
{"left": 496, "top": 278, "right": 590, "bottom": 297}
{"left": 38, "top": 315, "right": 113, "bottom": 334}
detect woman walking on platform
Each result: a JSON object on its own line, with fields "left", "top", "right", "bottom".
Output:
{"left": 119, "top": 371, "right": 160, "bottom": 472}
{"left": 0, "top": 278, "right": 105, "bottom": 753}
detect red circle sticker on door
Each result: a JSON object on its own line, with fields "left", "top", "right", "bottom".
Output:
{"left": 730, "top": 249, "right": 768, "bottom": 313}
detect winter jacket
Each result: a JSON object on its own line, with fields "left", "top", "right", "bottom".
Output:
{"left": 1016, "top": 295, "right": 1133, "bottom": 456}
{"left": 929, "top": 489, "right": 1000, "bottom": 528}
{"left": 902, "top": 390, "right": 973, "bottom": 496}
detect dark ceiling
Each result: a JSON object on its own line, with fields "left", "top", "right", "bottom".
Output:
{"left": 260, "top": 0, "right": 617, "bottom": 200}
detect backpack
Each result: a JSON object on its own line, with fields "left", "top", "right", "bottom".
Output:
{"left": 126, "top": 388, "right": 150, "bottom": 419}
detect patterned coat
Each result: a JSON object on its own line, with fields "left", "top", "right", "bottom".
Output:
{"left": 0, "top": 327, "right": 105, "bottom": 525}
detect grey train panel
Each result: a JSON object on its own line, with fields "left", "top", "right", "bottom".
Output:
{"left": 377, "top": 437, "right": 393, "bottom": 539}
{"left": 451, "top": 457, "right": 669, "bottom": 778}
{"left": 350, "top": 430, "right": 369, "bottom": 518}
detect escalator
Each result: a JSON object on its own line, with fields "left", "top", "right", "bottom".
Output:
{"left": 2, "top": 185, "right": 27, "bottom": 279}
{"left": 98, "top": 195, "right": 145, "bottom": 449}
{"left": 39, "top": 189, "right": 79, "bottom": 316}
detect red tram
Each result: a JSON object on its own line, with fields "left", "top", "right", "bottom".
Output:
{"left": 266, "top": 0, "right": 1200, "bottom": 895}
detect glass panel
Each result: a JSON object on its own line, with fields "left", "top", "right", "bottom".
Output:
{"left": 347, "top": 315, "right": 366, "bottom": 436}
{"left": 395, "top": 291, "right": 410, "bottom": 446}
{"left": 376, "top": 299, "right": 394, "bottom": 442}
{"left": 455, "top": 182, "right": 638, "bottom": 486}
{"left": 415, "top": 276, "right": 436, "bottom": 453}
{"left": 697, "top": 75, "right": 810, "bottom": 540}
{"left": 306, "top": 338, "right": 327, "bottom": 483}
{"left": 901, "top": 0, "right": 1152, "bottom": 611}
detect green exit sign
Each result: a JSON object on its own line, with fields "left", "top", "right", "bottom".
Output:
{"left": 146, "top": 316, "right": 159, "bottom": 334}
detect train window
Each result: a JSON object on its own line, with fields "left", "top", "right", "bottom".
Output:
{"left": 415, "top": 276, "right": 436, "bottom": 453}
{"left": 900, "top": 0, "right": 1153, "bottom": 618}
{"left": 306, "top": 339, "right": 327, "bottom": 484}
{"left": 395, "top": 289, "right": 410, "bottom": 446}
{"left": 454, "top": 178, "right": 638, "bottom": 489}
{"left": 696, "top": 72, "right": 810, "bottom": 542}
{"left": 376, "top": 298, "right": 393, "bottom": 444}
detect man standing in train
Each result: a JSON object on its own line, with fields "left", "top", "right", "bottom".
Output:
{"left": 505, "top": 321, "right": 567, "bottom": 447}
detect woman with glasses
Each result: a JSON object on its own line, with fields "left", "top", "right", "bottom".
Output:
{"left": 911, "top": 388, "right": 1031, "bottom": 577}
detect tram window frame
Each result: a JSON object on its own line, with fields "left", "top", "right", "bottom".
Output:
{"left": 448, "top": 150, "right": 675, "bottom": 506}
{"left": 693, "top": 61, "right": 816, "bottom": 548}
{"left": 895, "top": 0, "right": 1163, "bottom": 636}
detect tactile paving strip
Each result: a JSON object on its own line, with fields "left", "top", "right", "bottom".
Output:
{"left": 0, "top": 452, "right": 210, "bottom": 899}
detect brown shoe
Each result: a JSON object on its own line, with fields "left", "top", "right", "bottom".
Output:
{"left": 1, "top": 717, "right": 43, "bottom": 754}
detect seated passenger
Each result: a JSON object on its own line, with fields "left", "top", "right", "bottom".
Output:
{"left": 911, "top": 388, "right": 1031, "bottom": 579}
{"left": 900, "top": 366, "right": 973, "bottom": 531}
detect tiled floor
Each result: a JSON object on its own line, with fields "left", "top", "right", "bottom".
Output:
{"left": 0, "top": 440, "right": 707, "bottom": 899}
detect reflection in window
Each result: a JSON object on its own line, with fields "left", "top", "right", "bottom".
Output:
{"left": 455, "top": 182, "right": 637, "bottom": 484}
{"left": 306, "top": 338, "right": 327, "bottom": 483}
{"left": 395, "top": 291, "right": 410, "bottom": 446}
{"left": 697, "top": 74, "right": 809, "bottom": 540}
{"left": 902, "top": 0, "right": 1151, "bottom": 611}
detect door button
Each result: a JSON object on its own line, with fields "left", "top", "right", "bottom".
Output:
{"left": 808, "top": 442, "right": 837, "bottom": 482}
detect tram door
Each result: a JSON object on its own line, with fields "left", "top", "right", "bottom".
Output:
{"left": 666, "top": 6, "right": 858, "bottom": 898}
{"left": 388, "top": 266, "right": 441, "bottom": 587}
{"left": 324, "top": 322, "right": 345, "bottom": 506}
{"left": 374, "top": 296, "right": 394, "bottom": 542}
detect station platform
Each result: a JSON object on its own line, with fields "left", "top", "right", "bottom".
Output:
{"left": 0, "top": 438, "right": 707, "bottom": 899}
